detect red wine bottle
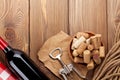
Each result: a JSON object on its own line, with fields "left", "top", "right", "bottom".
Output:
{"left": 0, "top": 37, "right": 50, "bottom": 80}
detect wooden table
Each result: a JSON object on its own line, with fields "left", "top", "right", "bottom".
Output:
{"left": 0, "top": 0, "right": 119, "bottom": 79}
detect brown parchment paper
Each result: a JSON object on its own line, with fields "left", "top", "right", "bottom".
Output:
{"left": 37, "top": 31, "right": 88, "bottom": 80}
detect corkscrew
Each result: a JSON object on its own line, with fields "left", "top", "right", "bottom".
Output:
{"left": 49, "top": 47, "right": 86, "bottom": 80}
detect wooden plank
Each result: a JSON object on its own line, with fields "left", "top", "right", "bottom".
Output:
{"left": 107, "top": 0, "right": 120, "bottom": 50}
{"left": 69, "top": 0, "right": 108, "bottom": 51}
{"left": 0, "top": 0, "right": 29, "bottom": 59}
{"left": 30, "top": 0, "right": 68, "bottom": 79}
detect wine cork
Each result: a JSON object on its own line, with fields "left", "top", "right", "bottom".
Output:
{"left": 73, "top": 38, "right": 78, "bottom": 43}
{"left": 77, "top": 42, "right": 87, "bottom": 54}
{"left": 74, "top": 57, "right": 84, "bottom": 63}
{"left": 86, "top": 38, "right": 91, "bottom": 44}
{"left": 83, "top": 50, "right": 91, "bottom": 63}
{"left": 99, "top": 46, "right": 105, "bottom": 58}
{"left": 87, "top": 60, "right": 94, "bottom": 70}
{"left": 79, "top": 54, "right": 83, "bottom": 57}
{"left": 91, "top": 36, "right": 101, "bottom": 49}
{"left": 71, "top": 38, "right": 78, "bottom": 50}
{"left": 87, "top": 44, "right": 94, "bottom": 51}
{"left": 96, "top": 34, "right": 102, "bottom": 48}
{"left": 92, "top": 50, "right": 99, "bottom": 54}
{"left": 72, "top": 36, "right": 86, "bottom": 49}
{"left": 93, "top": 56, "right": 101, "bottom": 64}
{"left": 92, "top": 50, "right": 101, "bottom": 64}
{"left": 92, "top": 50, "right": 99, "bottom": 57}
{"left": 72, "top": 50, "right": 79, "bottom": 57}
{"left": 76, "top": 32, "right": 89, "bottom": 39}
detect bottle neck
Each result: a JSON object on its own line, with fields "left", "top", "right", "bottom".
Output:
{"left": 0, "top": 37, "right": 11, "bottom": 53}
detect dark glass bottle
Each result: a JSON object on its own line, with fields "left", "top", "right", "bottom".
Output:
{"left": 0, "top": 37, "right": 50, "bottom": 80}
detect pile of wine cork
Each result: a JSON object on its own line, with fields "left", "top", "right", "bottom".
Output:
{"left": 71, "top": 32, "right": 105, "bottom": 70}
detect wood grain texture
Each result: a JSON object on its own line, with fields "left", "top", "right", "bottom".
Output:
{"left": 69, "top": 0, "right": 108, "bottom": 51}
{"left": 107, "top": 0, "right": 120, "bottom": 50}
{"left": 0, "top": 0, "right": 119, "bottom": 79}
{"left": 0, "top": 0, "right": 29, "bottom": 58}
{"left": 30, "top": 0, "right": 68, "bottom": 79}
{"left": 30, "top": 0, "right": 68, "bottom": 64}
